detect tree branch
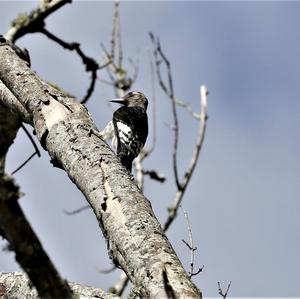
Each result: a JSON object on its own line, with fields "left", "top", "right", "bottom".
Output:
{"left": 218, "top": 281, "right": 232, "bottom": 299}
{"left": 39, "top": 28, "right": 111, "bottom": 104}
{"left": 5, "top": 0, "right": 71, "bottom": 43}
{"left": 0, "top": 40, "right": 201, "bottom": 299}
{"left": 0, "top": 177, "right": 74, "bottom": 298}
{"left": 149, "top": 33, "right": 181, "bottom": 190}
{"left": 182, "top": 208, "right": 203, "bottom": 279}
{"left": 11, "top": 124, "right": 41, "bottom": 175}
{"left": 164, "top": 85, "right": 208, "bottom": 231}
{"left": 0, "top": 272, "right": 124, "bottom": 299}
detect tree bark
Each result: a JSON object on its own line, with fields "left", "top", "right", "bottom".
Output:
{"left": 0, "top": 40, "right": 201, "bottom": 298}
{"left": 0, "top": 272, "right": 124, "bottom": 299}
{"left": 0, "top": 54, "right": 74, "bottom": 297}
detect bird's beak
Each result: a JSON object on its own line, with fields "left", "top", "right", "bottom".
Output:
{"left": 109, "top": 98, "right": 126, "bottom": 104}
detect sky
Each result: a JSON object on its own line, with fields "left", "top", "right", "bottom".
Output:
{"left": 0, "top": 1, "right": 300, "bottom": 297}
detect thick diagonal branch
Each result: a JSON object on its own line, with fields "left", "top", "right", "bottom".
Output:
{"left": 0, "top": 41, "right": 201, "bottom": 299}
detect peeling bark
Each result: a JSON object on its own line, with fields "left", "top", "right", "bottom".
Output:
{"left": 0, "top": 43, "right": 201, "bottom": 298}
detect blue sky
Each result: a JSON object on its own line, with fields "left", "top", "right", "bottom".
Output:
{"left": 1, "top": 1, "right": 300, "bottom": 297}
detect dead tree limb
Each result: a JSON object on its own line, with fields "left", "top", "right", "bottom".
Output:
{"left": 150, "top": 33, "right": 208, "bottom": 232}
{"left": 164, "top": 85, "right": 208, "bottom": 231}
{"left": 0, "top": 40, "right": 201, "bottom": 299}
{"left": 182, "top": 208, "right": 204, "bottom": 278}
{"left": 5, "top": 0, "right": 71, "bottom": 43}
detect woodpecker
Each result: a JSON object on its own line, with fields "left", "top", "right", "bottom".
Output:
{"left": 100, "top": 91, "right": 148, "bottom": 172}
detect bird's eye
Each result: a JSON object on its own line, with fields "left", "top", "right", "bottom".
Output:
{"left": 128, "top": 92, "right": 133, "bottom": 96}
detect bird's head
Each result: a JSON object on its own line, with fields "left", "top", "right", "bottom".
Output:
{"left": 109, "top": 91, "right": 148, "bottom": 110}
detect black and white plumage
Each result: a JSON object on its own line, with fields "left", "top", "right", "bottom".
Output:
{"left": 101, "top": 91, "right": 148, "bottom": 172}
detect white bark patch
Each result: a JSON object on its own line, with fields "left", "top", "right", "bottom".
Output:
{"left": 101, "top": 162, "right": 126, "bottom": 226}
{"left": 42, "top": 99, "right": 70, "bottom": 131}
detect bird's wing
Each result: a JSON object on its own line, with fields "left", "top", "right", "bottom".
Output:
{"left": 113, "top": 107, "right": 148, "bottom": 157}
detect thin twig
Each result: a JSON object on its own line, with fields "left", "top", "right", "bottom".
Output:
{"left": 175, "top": 98, "right": 201, "bottom": 120}
{"left": 40, "top": 28, "right": 111, "bottom": 104}
{"left": 11, "top": 152, "right": 36, "bottom": 175}
{"left": 146, "top": 45, "right": 157, "bottom": 155}
{"left": 115, "top": 1, "right": 123, "bottom": 68}
{"left": 128, "top": 50, "right": 140, "bottom": 84}
{"left": 110, "top": 1, "right": 118, "bottom": 64}
{"left": 218, "top": 281, "right": 232, "bottom": 299}
{"left": 22, "top": 124, "right": 41, "bottom": 157}
{"left": 64, "top": 204, "right": 90, "bottom": 215}
{"left": 182, "top": 207, "right": 203, "bottom": 278}
{"left": 81, "top": 69, "right": 97, "bottom": 104}
{"left": 163, "top": 85, "right": 208, "bottom": 231}
{"left": 149, "top": 32, "right": 181, "bottom": 190}
{"left": 150, "top": 33, "right": 209, "bottom": 231}
{"left": 100, "top": 1, "right": 139, "bottom": 95}
{"left": 96, "top": 265, "right": 117, "bottom": 274}
{"left": 143, "top": 170, "right": 166, "bottom": 183}
{"left": 11, "top": 124, "right": 41, "bottom": 175}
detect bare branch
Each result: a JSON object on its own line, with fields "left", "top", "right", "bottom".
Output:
{"left": 100, "top": 2, "right": 139, "bottom": 95}
{"left": 64, "top": 204, "right": 91, "bottom": 215}
{"left": 40, "top": 28, "right": 111, "bottom": 104}
{"left": 5, "top": 0, "right": 71, "bottom": 43}
{"left": 111, "top": 0, "right": 123, "bottom": 68}
{"left": 146, "top": 45, "right": 157, "bottom": 154}
{"left": 143, "top": 170, "right": 166, "bottom": 183}
{"left": 82, "top": 68, "right": 98, "bottom": 104}
{"left": 97, "top": 265, "right": 117, "bottom": 274}
{"left": 174, "top": 98, "right": 201, "bottom": 120}
{"left": 10, "top": 124, "right": 41, "bottom": 175}
{"left": 11, "top": 152, "right": 36, "bottom": 175}
{"left": 23, "top": 124, "right": 41, "bottom": 156}
{"left": 164, "top": 86, "right": 208, "bottom": 231}
{"left": 218, "top": 281, "right": 232, "bottom": 299}
{"left": 110, "top": 1, "right": 118, "bottom": 63}
{"left": 182, "top": 208, "right": 203, "bottom": 278}
{"left": 0, "top": 177, "right": 74, "bottom": 298}
{"left": 149, "top": 32, "right": 181, "bottom": 190}
{"left": 150, "top": 33, "right": 209, "bottom": 232}
{"left": 128, "top": 50, "right": 140, "bottom": 84}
